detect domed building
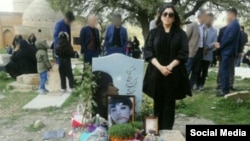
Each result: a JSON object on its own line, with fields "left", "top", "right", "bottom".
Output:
{"left": 0, "top": 0, "right": 82, "bottom": 50}
{"left": 14, "top": 0, "right": 63, "bottom": 41}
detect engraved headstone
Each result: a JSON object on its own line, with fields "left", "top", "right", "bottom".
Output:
{"left": 92, "top": 54, "right": 144, "bottom": 111}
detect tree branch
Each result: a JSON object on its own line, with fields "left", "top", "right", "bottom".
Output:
{"left": 183, "top": 0, "right": 208, "bottom": 19}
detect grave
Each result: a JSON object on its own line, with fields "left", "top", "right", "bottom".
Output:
{"left": 235, "top": 67, "right": 250, "bottom": 78}
{"left": 92, "top": 53, "right": 144, "bottom": 111}
{"left": 23, "top": 92, "right": 71, "bottom": 109}
{"left": 7, "top": 74, "right": 39, "bottom": 91}
{"left": 224, "top": 91, "right": 250, "bottom": 101}
{"left": 0, "top": 54, "right": 11, "bottom": 71}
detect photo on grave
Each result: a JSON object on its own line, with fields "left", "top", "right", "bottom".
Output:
{"left": 145, "top": 117, "right": 159, "bottom": 135}
{"left": 107, "top": 95, "right": 135, "bottom": 127}
{"left": 92, "top": 54, "right": 144, "bottom": 112}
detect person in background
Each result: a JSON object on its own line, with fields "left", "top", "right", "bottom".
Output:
{"left": 5, "top": 39, "right": 37, "bottom": 78}
{"left": 104, "top": 14, "right": 128, "bottom": 55}
{"left": 53, "top": 11, "right": 75, "bottom": 63}
{"left": 149, "top": 9, "right": 160, "bottom": 30}
{"left": 235, "top": 26, "right": 248, "bottom": 67}
{"left": 196, "top": 13, "right": 217, "bottom": 91}
{"left": 185, "top": 10, "right": 207, "bottom": 90}
{"left": 143, "top": 4, "right": 191, "bottom": 130}
{"left": 56, "top": 32, "right": 75, "bottom": 93}
{"left": 126, "top": 38, "right": 133, "bottom": 56}
{"left": 28, "top": 33, "right": 37, "bottom": 47}
{"left": 80, "top": 15, "right": 101, "bottom": 64}
{"left": 243, "top": 50, "right": 250, "bottom": 67}
{"left": 214, "top": 8, "right": 241, "bottom": 96}
{"left": 35, "top": 40, "right": 52, "bottom": 94}
{"left": 12, "top": 34, "right": 23, "bottom": 48}
{"left": 5, "top": 45, "right": 13, "bottom": 54}
{"left": 131, "top": 36, "right": 141, "bottom": 59}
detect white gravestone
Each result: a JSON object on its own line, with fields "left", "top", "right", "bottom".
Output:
{"left": 92, "top": 54, "right": 144, "bottom": 111}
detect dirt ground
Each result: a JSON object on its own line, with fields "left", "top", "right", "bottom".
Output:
{"left": 0, "top": 103, "right": 214, "bottom": 141}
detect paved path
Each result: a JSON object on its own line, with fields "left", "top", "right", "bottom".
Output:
{"left": 23, "top": 92, "right": 71, "bottom": 109}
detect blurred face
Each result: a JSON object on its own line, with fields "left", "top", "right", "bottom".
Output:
{"left": 161, "top": 8, "right": 175, "bottom": 26}
{"left": 110, "top": 103, "right": 131, "bottom": 124}
{"left": 198, "top": 13, "right": 207, "bottom": 24}
{"left": 227, "top": 12, "right": 236, "bottom": 24}
{"left": 113, "top": 17, "right": 122, "bottom": 27}
{"left": 64, "top": 18, "right": 73, "bottom": 26}
{"left": 205, "top": 15, "right": 214, "bottom": 27}
{"left": 88, "top": 16, "right": 97, "bottom": 27}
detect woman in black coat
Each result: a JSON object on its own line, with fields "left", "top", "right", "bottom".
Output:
{"left": 6, "top": 39, "right": 37, "bottom": 78}
{"left": 143, "top": 4, "right": 192, "bottom": 130}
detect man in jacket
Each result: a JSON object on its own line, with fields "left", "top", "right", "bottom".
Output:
{"left": 185, "top": 10, "right": 207, "bottom": 89}
{"left": 196, "top": 13, "right": 217, "bottom": 91}
{"left": 214, "top": 8, "right": 241, "bottom": 96}
{"left": 104, "top": 14, "right": 128, "bottom": 55}
{"left": 80, "top": 15, "right": 100, "bottom": 64}
{"left": 53, "top": 11, "right": 75, "bottom": 63}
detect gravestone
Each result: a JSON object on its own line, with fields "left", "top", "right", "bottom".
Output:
{"left": 46, "top": 64, "right": 62, "bottom": 92}
{"left": 7, "top": 74, "right": 40, "bottom": 91}
{"left": 224, "top": 91, "right": 250, "bottom": 101}
{"left": 0, "top": 54, "right": 11, "bottom": 71}
{"left": 92, "top": 54, "right": 144, "bottom": 111}
{"left": 0, "top": 54, "right": 11, "bottom": 66}
{"left": 235, "top": 67, "right": 250, "bottom": 78}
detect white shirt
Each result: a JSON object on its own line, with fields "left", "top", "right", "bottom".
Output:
{"left": 198, "top": 21, "right": 204, "bottom": 48}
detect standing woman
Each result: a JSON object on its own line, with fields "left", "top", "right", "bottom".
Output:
{"left": 28, "top": 33, "right": 37, "bottom": 47}
{"left": 143, "top": 4, "right": 191, "bottom": 130}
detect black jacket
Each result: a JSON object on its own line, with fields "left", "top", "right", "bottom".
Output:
{"left": 143, "top": 25, "right": 192, "bottom": 100}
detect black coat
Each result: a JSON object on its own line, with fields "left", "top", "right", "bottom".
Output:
{"left": 143, "top": 25, "right": 192, "bottom": 100}
{"left": 6, "top": 40, "right": 37, "bottom": 78}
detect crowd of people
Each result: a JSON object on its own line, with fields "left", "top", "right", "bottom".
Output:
{"left": 2, "top": 3, "right": 249, "bottom": 131}
{"left": 143, "top": 4, "right": 249, "bottom": 131}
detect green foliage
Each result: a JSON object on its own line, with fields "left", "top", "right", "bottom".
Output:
{"left": 108, "top": 122, "right": 140, "bottom": 138}
{"left": 176, "top": 70, "right": 250, "bottom": 124}
{"left": 137, "top": 94, "right": 154, "bottom": 121}
{"left": 48, "top": 0, "right": 250, "bottom": 39}
{"left": 73, "top": 64, "right": 98, "bottom": 114}
{"left": 0, "top": 72, "right": 9, "bottom": 81}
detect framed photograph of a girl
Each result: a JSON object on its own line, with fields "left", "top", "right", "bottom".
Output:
{"left": 107, "top": 95, "right": 135, "bottom": 127}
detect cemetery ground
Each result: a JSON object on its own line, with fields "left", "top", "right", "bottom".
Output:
{"left": 0, "top": 68, "right": 250, "bottom": 140}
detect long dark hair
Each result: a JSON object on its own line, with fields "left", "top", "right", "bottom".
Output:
{"left": 28, "top": 33, "right": 37, "bottom": 45}
{"left": 156, "top": 4, "right": 182, "bottom": 28}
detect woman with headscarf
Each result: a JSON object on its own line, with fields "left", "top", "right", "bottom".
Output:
{"left": 12, "top": 34, "right": 23, "bottom": 48}
{"left": 93, "top": 71, "right": 119, "bottom": 119}
{"left": 28, "top": 33, "right": 37, "bottom": 47}
{"left": 143, "top": 4, "right": 191, "bottom": 130}
{"left": 5, "top": 39, "right": 37, "bottom": 78}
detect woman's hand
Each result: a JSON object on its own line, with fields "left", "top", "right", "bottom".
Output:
{"left": 159, "top": 66, "right": 172, "bottom": 76}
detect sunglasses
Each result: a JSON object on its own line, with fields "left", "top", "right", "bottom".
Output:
{"left": 162, "top": 12, "right": 175, "bottom": 18}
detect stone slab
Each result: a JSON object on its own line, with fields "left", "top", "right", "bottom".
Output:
{"left": 235, "top": 67, "right": 250, "bottom": 78}
{"left": 160, "top": 130, "right": 185, "bottom": 141}
{"left": 23, "top": 92, "right": 71, "bottom": 109}
{"left": 0, "top": 54, "right": 11, "bottom": 66}
{"left": 224, "top": 91, "right": 250, "bottom": 101}
{"left": 43, "top": 130, "right": 65, "bottom": 140}
{"left": 7, "top": 81, "right": 38, "bottom": 91}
